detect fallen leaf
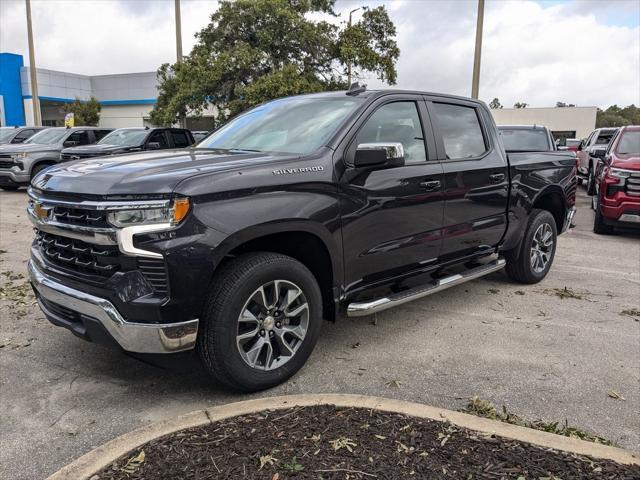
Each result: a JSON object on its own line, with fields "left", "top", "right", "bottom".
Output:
{"left": 607, "top": 390, "right": 625, "bottom": 401}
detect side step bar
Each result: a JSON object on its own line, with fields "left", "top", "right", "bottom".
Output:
{"left": 347, "top": 257, "right": 506, "bottom": 317}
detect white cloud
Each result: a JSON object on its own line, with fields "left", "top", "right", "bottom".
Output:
{"left": 1, "top": 0, "right": 638, "bottom": 108}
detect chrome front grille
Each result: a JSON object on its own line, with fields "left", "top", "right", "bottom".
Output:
{"left": 52, "top": 205, "right": 110, "bottom": 228}
{"left": 36, "top": 231, "right": 120, "bottom": 278}
{"left": 626, "top": 174, "right": 640, "bottom": 197}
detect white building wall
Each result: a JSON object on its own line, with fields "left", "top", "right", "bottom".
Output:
{"left": 490, "top": 107, "right": 597, "bottom": 139}
{"left": 21, "top": 67, "right": 92, "bottom": 101}
{"left": 98, "top": 104, "right": 154, "bottom": 128}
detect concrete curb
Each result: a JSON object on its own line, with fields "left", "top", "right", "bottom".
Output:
{"left": 48, "top": 393, "right": 639, "bottom": 479}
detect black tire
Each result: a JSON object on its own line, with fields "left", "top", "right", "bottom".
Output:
{"left": 505, "top": 209, "right": 557, "bottom": 284}
{"left": 0, "top": 186, "right": 20, "bottom": 191}
{"left": 31, "top": 162, "right": 54, "bottom": 180}
{"left": 586, "top": 166, "right": 596, "bottom": 195}
{"left": 593, "top": 196, "right": 614, "bottom": 235}
{"left": 197, "top": 252, "right": 323, "bottom": 392}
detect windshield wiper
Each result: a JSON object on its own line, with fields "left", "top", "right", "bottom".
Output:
{"left": 229, "top": 148, "right": 262, "bottom": 153}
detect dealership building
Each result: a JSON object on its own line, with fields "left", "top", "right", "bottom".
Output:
{"left": 0, "top": 52, "right": 213, "bottom": 130}
{"left": 2, "top": 51, "right": 596, "bottom": 139}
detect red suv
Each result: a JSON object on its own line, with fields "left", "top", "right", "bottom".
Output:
{"left": 592, "top": 125, "right": 640, "bottom": 233}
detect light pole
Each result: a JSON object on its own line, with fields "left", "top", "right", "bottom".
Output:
{"left": 471, "top": 0, "right": 485, "bottom": 99}
{"left": 174, "top": 0, "right": 185, "bottom": 128}
{"left": 347, "top": 6, "right": 367, "bottom": 86}
{"left": 25, "top": 0, "right": 41, "bottom": 126}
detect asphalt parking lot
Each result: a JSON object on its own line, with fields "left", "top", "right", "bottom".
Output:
{"left": 1, "top": 187, "right": 638, "bottom": 480}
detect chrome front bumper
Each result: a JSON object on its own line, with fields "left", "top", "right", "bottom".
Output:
{"left": 28, "top": 261, "right": 198, "bottom": 354}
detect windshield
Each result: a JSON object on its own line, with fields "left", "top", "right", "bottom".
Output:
{"left": 499, "top": 128, "right": 550, "bottom": 151}
{"left": 197, "top": 97, "right": 361, "bottom": 155}
{"left": 26, "top": 129, "right": 67, "bottom": 145}
{"left": 99, "top": 129, "right": 148, "bottom": 146}
{"left": 0, "top": 129, "right": 15, "bottom": 142}
{"left": 617, "top": 131, "right": 640, "bottom": 155}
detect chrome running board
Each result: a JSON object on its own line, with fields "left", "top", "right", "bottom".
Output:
{"left": 347, "top": 257, "right": 506, "bottom": 317}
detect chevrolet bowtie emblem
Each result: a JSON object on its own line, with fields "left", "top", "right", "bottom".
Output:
{"left": 33, "top": 202, "right": 51, "bottom": 220}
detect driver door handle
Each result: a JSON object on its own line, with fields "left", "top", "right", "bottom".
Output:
{"left": 420, "top": 180, "right": 441, "bottom": 191}
{"left": 489, "top": 173, "right": 505, "bottom": 183}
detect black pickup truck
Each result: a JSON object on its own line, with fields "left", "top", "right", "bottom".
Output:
{"left": 27, "top": 88, "right": 577, "bottom": 391}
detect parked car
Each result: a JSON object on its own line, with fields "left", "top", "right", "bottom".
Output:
{"left": 591, "top": 125, "right": 640, "bottom": 234}
{"left": 0, "top": 126, "right": 48, "bottom": 145}
{"left": 191, "top": 130, "right": 210, "bottom": 142}
{"left": 577, "top": 127, "right": 618, "bottom": 193}
{"left": 60, "top": 127, "right": 195, "bottom": 160}
{"left": 564, "top": 139, "right": 581, "bottom": 152}
{"left": 498, "top": 125, "right": 558, "bottom": 152}
{"left": 27, "top": 88, "right": 576, "bottom": 391}
{"left": 0, "top": 127, "right": 112, "bottom": 190}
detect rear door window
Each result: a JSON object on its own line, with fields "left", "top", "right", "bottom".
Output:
{"left": 94, "top": 130, "right": 112, "bottom": 141}
{"left": 171, "top": 130, "right": 191, "bottom": 148}
{"left": 432, "top": 103, "right": 487, "bottom": 159}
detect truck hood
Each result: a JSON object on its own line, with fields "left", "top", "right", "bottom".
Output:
{"left": 0, "top": 142, "right": 59, "bottom": 154}
{"left": 62, "top": 144, "right": 139, "bottom": 156}
{"left": 611, "top": 154, "right": 640, "bottom": 171}
{"left": 32, "top": 148, "right": 298, "bottom": 196}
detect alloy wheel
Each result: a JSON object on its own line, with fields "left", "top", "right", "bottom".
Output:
{"left": 530, "top": 223, "right": 554, "bottom": 274}
{"left": 236, "top": 280, "right": 309, "bottom": 371}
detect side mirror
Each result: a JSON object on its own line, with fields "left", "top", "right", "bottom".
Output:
{"left": 11, "top": 138, "right": 25, "bottom": 144}
{"left": 147, "top": 142, "right": 161, "bottom": 150}
{"left": 592, "top": 147, "right": 606, "bottom": 159}
{"left": 63, "top": 140, "right": 78, "bottom": 148}
{"left": 353, "top": 142, "right": 404, "bottom": 168}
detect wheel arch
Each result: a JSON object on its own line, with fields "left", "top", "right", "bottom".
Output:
{"left": 532, "top": 186, "right": 566, "bottom": 232}
{"left": 212, "top": 222, "right": 341, "bottom": 321}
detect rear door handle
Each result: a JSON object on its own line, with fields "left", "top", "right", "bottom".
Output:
{"left": 420, "top": 180, "right": 441, "bottom": 191}
{"left": 489, "top": 173, "right": 505, "bottom": 183}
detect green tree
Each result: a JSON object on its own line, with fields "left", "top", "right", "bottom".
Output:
{"left": 62, "top": 97, "right": 101, "bottom": 126}
{"left": 150, "top": 0, "right": 399, "bottom": 127}
{"left": 513, "top": 102, "right": 528, "bottom": 109}
{"left": 596, "top": 104, "right": 639, "bottom": 128}
{"left": 555, "top": 101, "right": 576, "bottom": 107}
{"left": 488, "top": 98, "right": 502, "bottom": 109}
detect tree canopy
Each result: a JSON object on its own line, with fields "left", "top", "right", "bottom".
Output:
{"left": 488, "top": 98, "right": 502, "bottom": 109}
{"left": 513, "top": 102, "right": 528, "bottom": 109}
{"left": 149, "top": 0, "right": 399, "bottom": 127}
{"left": 62, "top": 97, "right": 101, "bottom": 126}
{"left": 596, "top": 104, "right": 640, "bottom": 128}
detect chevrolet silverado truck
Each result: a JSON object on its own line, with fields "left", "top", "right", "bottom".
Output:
{"left": 0, "top": 126, "right": 112, "bottom": 190}
{"left": 591, "top": 125, "right": 640, "bottom": 233}
{"left": 27, "top": 88, "right": 577, "bottom": 392}
{"left": 60, "top": 127, "right": 195, "bottom": 160}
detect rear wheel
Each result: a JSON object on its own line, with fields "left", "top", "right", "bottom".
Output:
{"left": 505, "top": 209, "right": 557, "bottom": 284}
{"left": 593, "top": 196, "right": 614, "bottom": 235}
{"left": 198, "top": 252, "right": 322, "bottom": 392}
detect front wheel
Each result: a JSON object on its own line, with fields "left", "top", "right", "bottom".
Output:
{"left": 505, "top": 209, "right": 557, "bottom": 284}
{"left": 593, "top": 196, "right": 614, "bottom": 235}
{"left": 197, "top": 252, "right": 323, "bottom": 392}
{"left": 586, "top": 167, "right": 596, "bottom": 195}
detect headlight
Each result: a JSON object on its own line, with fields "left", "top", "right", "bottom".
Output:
{"left": 608, "top": 168, "right": 631, "bottom": 179}
{"left": 107, "top": 198, "right": 190, "bottom": 228}
{"left": 11, "top": 152, "right": 28, "bottom": 160}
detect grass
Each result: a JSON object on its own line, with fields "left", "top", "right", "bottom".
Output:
{"left": 460, "top": 396, "right": 612, "bottom": 446}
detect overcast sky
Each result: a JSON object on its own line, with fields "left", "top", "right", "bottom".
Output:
{"left": 1, "top": 0, "right": 638, "bottom": 108}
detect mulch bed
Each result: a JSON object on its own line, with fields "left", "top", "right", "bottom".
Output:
{"left": 95, "top": 405, "right": 639, "bottom": 479}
